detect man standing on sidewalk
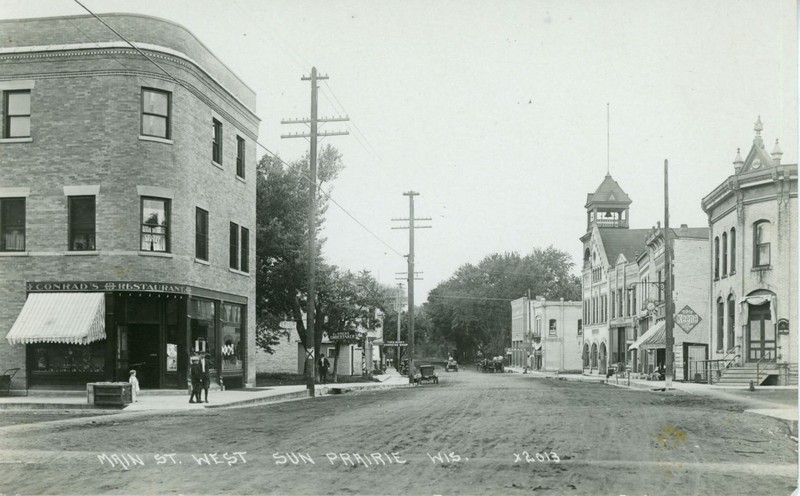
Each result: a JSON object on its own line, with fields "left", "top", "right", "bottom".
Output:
{"left": 318, "top": 353, "right": 331, "bottom": 385}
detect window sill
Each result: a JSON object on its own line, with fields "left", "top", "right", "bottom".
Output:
{"left": 138, "top": 251, "right": 173, "bottom": 258}
{"left": 64, "top": 251, "right": 99, "bottom": 256}
{"left": 0, "top": 251, "right": 28, "bottom": 257}
{"left": 228, "top": 268, "right": 250, "bottom": 277}
{"left": 139, "top": 135, "right": 173, "bottom": 145}
{"left": 211, "top": 161, "right": 224, "bottom": 170}
{"left": 235, "top": 175, "right": 246, "bottom": 184}
{"left": 194, "top": 258, "right": 210, "bottom": 266}
{"left": 0, "top": 137, "right": 33, "bottom": 144}
{"left": 752, "top": 265, "right": 771, "bottom": 272}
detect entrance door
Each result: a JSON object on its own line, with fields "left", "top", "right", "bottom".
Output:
{"left": 128, "top": 324, "right": 161, "bottom": 388}
{"left": 686, "top": 344, "right": 707, "bottom": 382}
{"left": 748, "top": 304, "right": 775, "bottom": 362}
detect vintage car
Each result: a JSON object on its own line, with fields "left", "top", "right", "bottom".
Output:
{"left": 445, "top": 359, "right": 458, "bottom": 372}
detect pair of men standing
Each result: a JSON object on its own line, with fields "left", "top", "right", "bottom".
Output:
{"left": 190, "top": 352, "right": 211, "bottom": 403}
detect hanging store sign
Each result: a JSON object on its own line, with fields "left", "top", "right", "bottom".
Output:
{"left": 27, "top": 281, "right": 192, "bottom": 295}
{"left": 383, "top": 341, "right": 408, "bottom": 346}
{"left": 329, "top": 331, "right": 359, "bottom": 341}
{"left": 777, "top": 318, "right": 790, "bottom": 335}
{"left": 674, "top": 305, "right": 702, "bottom": 334}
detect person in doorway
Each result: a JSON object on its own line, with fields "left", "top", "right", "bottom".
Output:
{"left": 128, "top": 370, "right": 140, "bottom": 402}
{"left": 318, "top": 353, "right": 331, "bottom": 385}
{"left": 189, "top": 353, "right": 202, "bottom": 403}
{"left": 200, "top": 353, "right": 212, "bottom": 403}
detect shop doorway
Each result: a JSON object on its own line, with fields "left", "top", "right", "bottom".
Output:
{"left": 747, "top": 304, "right": 775, "bottom": 362}
{"left": 127, "top": 324, "right": 161, "bottom": 388}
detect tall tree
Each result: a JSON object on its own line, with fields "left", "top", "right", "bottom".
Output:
{"left": 426, "top": 246, "right": 580, "bottom": 360}
{"left": 254, "top": 145, "right": 343, "bottom": 358}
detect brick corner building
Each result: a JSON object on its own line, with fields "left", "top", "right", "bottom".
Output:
{"left": 0, "top": 14, "right": 260, "bottom": 392}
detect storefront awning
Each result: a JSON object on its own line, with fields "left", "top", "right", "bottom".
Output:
{"left": 6, "top": 293, "right": 106, "bottom": 345}
{"left": 628, "top": 320, "right": 665, "bottom": 351}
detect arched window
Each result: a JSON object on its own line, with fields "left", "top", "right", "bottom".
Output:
{"left": 727, "top": 294, "right": 736, "bottom": 352}
{"left": 714, "top": 236, "right": 720, "bottom": 279}
{"left": 583, "top": 344, "right": 590, "bottom": 367}
{"left": 590, "top": 343, "right": 598, "bottom": 368}
{"left": 754, "top": 221, "right": 771, "bottom": 267}
{"left": 721, "top": 232, "right": 728, "bottom": 276}
{"left": 716, "top": 298, "right": 724, "bottom": 352}
{"left": 730, "top": 228, "right": 736, "bottom": 274}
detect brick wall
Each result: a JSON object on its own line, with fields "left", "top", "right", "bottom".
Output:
{"left": 0, "top": 15, "right": 259, "bottom": 389}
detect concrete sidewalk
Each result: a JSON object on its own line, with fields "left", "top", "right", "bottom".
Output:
{"left": 0, "top": 371, "right": 412, "bottom": 412}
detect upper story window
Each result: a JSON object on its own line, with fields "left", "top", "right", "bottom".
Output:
{"left": 236, "top": 135, "right": 245, "bottom": 179}
{"left": 4, "top": 90, "right": 30, "bottom": 138}
{"left": 229, "top": 223, "right": 250, "bottom": 273}
{"left": 195, "top": 207, "right": 208, "bottom": 261}
{"left": 240, "top": 226, "right": 249, "bottom": 273}
{"left": 141, "top": 88, "right": 171, "bottom": 139}
{"left": 577, "top": 319, "right": 583, "bottom": 335}
{"left": 713, "top": 236, "right": 720, "bottom": 279}
{"left": 68, "top": 196, "right": 95, "bottom": 251}
{"left": 730, "top": 228, "right": 736, "bottom": 274}
{"left": 721, "top": 232, "right": 728, "bottom": 277}
{"left": 0, "top": 197, "right": 25, "bottom": 251}
{"left": 753, "top": 220, "right": 771, "bottom": 267}
{"left": 141, "top": 197, "right": 170, "bottom": 252}
{"left": 212, "top": 118, "right": 223, "bottom": 164}
{"left": 548, "top": 319, "right": 557, "bottom": 336}
{"left": 229, "top": 222, "right": 239, "bottom": 269}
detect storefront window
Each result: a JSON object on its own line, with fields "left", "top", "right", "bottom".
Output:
{"left": 190, "top": 299, "right": 216, "bottom": 361}
{"left": 33, "top": 342, "right": 105, "bottom": 374}
{"left": 221, "top": 303, "right": 243, "bottom": 372}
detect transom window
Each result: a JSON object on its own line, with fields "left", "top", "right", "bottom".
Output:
{"left": 212, "top": 118, "right": 223, "bottom": 164}
{"left": 754, "top": 221, "right": 770, "bottom": 267}
{"left": 141, "top": 88, "right": 170, "bottom": 139}
{"left": 0, "top": 198, "right": 25, "bottom": 251}
{"left": 4, "top": 90, "right": 30, "bottom": 138}
{"left": 140, "top": 197, "right": 170, "bottom": 252}
{"left": 68, "top": 196, "right": 96, "bottom": 251}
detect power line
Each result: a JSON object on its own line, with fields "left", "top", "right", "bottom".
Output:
{"left": 427, "top": 295, "right": 513, "bottom": 302}
{"left": 72, "top": 0, "right": 405, "bottom": 262}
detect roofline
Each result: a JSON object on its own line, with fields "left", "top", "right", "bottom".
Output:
{"left": 0, "top": 12, "right": 257, "bottom": 97}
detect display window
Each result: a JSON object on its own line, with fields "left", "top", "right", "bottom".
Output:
{"left": 221, "top": 303, "right": 243, "bottom": 373}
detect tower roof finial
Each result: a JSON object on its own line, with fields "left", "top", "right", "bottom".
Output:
{"left": 733, "top": 148, "right": 744, "bottom": 165}
{"left": 754, "top": 116, "right": 764, "bottom": 147}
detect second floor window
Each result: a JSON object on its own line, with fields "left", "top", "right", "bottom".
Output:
{"left": 141, "top": 197, "right": 170, "bottom": 252}
{"left": 141, "top": 88, "right": 170, "bottom": 139}
{"left": 0, "top": 197, "right": 25, "bottom": 251}
{"left": 4, "top": 90, "right": 30, "bottom": 138}
{"left": 714, "top": 236, "right": 720, "bottom": 278}
{"left": 754, "top": 221, "right": 770, "bottom": 267}
{"left": 722, "top": 232, "right": 728, "bottom": 276}
{"left": 196, "top": 207, "right": 208, "bottom": 261}
{"left": 229, "top": 222, "right": 239, "bottom": 269}
{"left": 730, "top": 228, "right": 736, "bottom": 273}
{"left": 236, "top": 136, "right": 245, "bottom": 179}
{"left": 212, "top": 118, "right": 223, "bottom": 164}
{"left": 240, "top": 226, "right": 249, "bottom": 273}
{"left": 548, "top": 319, "right": 557, "bottom": 336}
{"left": 68, "top": 196, "right": 95, "bottom": 251}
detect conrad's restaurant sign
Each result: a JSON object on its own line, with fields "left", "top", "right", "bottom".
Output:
{"left": 27, "top": 281, "right": 192, "bottom": 295}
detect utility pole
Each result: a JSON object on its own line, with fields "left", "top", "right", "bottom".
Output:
{"left": 392, "top": 192, "right": 431, "bottom": 383}
{"left": 396, "top": 283, "right": 404, "bottom": 367}
{"left": 282, "top": 67, "right": 348, "bottom": 396}
{"left": 664, "top": 159, "right": 674, "bottom": 389}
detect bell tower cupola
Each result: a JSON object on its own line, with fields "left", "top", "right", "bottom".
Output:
{"left": 585, "top": 173, "right": 632, "bottom": 231}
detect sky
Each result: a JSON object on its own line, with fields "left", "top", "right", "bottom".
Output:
{"left": 2, "top": 0, "right": 796, "bottom": 301}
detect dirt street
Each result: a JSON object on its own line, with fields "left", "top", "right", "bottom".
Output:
{"left": 0, "top": 370, "right": 796, "bottom": 495}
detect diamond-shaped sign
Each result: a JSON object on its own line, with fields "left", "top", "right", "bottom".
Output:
{"left": 675, "top": 305, "right": 702, "bottom": 334}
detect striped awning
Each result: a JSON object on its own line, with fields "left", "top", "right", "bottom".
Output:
{"left": 628, "top": 320, "right": 666, "bottom": 351}
{"left": 6, "top": 292, "right": 106, "bottom": 345}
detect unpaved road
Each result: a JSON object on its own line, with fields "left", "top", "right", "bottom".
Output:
{"left": 0, "top": 370, "right": 796, "bottom": 495}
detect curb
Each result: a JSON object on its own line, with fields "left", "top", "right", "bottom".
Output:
{"left": 204, "top": 389, "right": 309, "bottom": 409}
